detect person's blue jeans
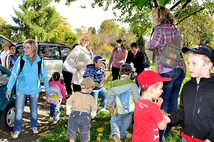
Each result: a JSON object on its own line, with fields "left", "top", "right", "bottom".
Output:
{"left": 14, "top": 93, "right": 39, "bottom": 132}
{"left": 110, "top": 112, "right": 132, "bottom": 139}
{"left": 159, "top": 68, "right": 185, "bottom": 141}
{"left": 91, "top": 87, "right": 106, "bottom": 108}
{"left": 49, "top": 103, "right": 60, "bottom": 121}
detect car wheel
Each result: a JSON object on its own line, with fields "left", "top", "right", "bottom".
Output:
{"left": 0, "top": 101, "right": 15, "bottom": 132}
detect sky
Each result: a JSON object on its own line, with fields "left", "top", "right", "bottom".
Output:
{"left": 0, "top": 0, "right": 127, "bottom": 31}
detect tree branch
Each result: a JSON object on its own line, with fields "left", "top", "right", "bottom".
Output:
{"left": 182, "top": 0, "right": 192, "bottom": 9}
{"left": 170, "top": 1, "right": 181, "bottom": 11}
{"left": 177, "top": 7, "right": 205, "bottom": 24}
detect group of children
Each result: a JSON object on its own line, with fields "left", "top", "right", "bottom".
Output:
{"left": 48, "top": 44, "right": 214, "bottom": 142}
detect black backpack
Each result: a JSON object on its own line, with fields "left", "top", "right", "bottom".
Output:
{"left": 18, "top": 56, "right": 42, "bottom": 76}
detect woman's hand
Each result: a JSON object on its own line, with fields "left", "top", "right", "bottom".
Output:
{"left": 75, "top": 65, "right": 81, "bottom": 71}
{"left": 6, "top": 93, "right": 11, "bottom": 100}
{"left": 108, "top": 68, "right": 111, "bottom": 71}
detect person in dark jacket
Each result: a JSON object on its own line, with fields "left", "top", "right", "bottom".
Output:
{"left": 126, "top": 42, "right": 150, "bottom": 80}
{"left": 169, "top": 44, "right": 214, "bottom": 142}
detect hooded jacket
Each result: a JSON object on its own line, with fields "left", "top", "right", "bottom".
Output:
{"left": 6, "top": 54, "right": 49, "bottom": 95}
{"left": 106, "top": 78, "right": 140, "bottom": 113}
{"left": 85, "top": 64, "right": 103, "bottom": 83}
{"left": 170, "top": 77, "right": 214, "bottom": 141}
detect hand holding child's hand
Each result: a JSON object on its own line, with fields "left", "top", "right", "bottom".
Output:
{"left": 100, "top": 82, "right": 104, "bottom": 85}
{"left": 103, "top": 72, "right": 106, "bottom": 78}
{"left": 163, "top": 115, "right": 171, "bottom": 123}
{"left": 204, "top": 139, "right": 211, "bottom": 142}
{"left": 161, "top": 110, "right": 170, "bottom": 116}
{"left": 155, "top": 97, "right": 163, "bottom": 108}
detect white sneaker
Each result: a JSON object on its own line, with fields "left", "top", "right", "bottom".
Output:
{"left": 54, "top": 120, "right": 58, "bottom": 124}
{"left": 12, "top": 131, "right": 20, "bottom": 139}
{"left": 32, "top": 128, "right": 39, "bottom": 134}
{"left": 49, "top": 117, "right": 53, "bottom": 120}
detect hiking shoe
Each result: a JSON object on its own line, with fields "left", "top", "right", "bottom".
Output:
{"left": 12, "top": 131, "right": 20, "bottom": 139}
{"left": 54, "top": 120, "right": 58, "bottom": 124}
{"left": 32, "top": 128, "right": 39, "bottom": 134}
{"left": 49, "top": 116, "right": 53, "bottom": 120}
{"left": 112, "top": 134, "right": 121, "bottom": 142}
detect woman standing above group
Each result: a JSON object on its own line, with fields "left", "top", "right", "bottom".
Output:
{"left": 145, "top": 6, "right": 186, "bottom": 140}
{"left": 66, "top": 35, "right": 94, "bottom": 92}
{"left": 108, "top": 39, "right": 127, "bottom": 80}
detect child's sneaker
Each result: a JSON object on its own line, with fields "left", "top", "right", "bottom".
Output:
{"left": 112, "top": 134, "right": 121, "bottom": 142}
{"left": 12, "top": 131, "right": 20, "bottom": 139}
{"left": 54, "top": 120, "right": 58, "bottom": 124}
{"left": 49, "top": 116, "right": 53, "bottom": 120}
{"left": 32, "top": 128, "right": 39, "bottom": 134}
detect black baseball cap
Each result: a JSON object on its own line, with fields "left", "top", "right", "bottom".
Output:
{"left": 182, "top": 44, "right": 214, "bottom": 64}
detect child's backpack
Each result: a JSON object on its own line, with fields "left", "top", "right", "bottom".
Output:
{"left": 112, "top": 88, "right": 135, "bottom": 115}
{"left": 46, "top": 85, "right": 62, "bottom": 105}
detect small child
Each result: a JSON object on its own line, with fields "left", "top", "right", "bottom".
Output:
{"left": 48, "top": 72, "right": 66, "bottom": 124}
{"left": 106, "top": 63, "right": 140, "bottom": 142}
{"left": 66, "top": 77, "right": 98, "bottom": 142}
{"left": 85, "top": 56, "right": 107, "bottom": 111}
{"left": 169, "top": 44, "right": 214, "bottom": 142}
{"left": 132, "top": 70, "right": 171, "bottom": 142}
{"left": 3, "top": 44, "right": 17, "bottom": 71}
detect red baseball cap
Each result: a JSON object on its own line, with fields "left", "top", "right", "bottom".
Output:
{"left": 137, "top": 70, "right": 171, "bottom": 89}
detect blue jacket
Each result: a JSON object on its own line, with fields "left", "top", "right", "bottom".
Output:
{"left": 86, "top": 64, "right": 103, "bottom": 83}
{"left": 6, "top": 54, "right": 49, "bottom": 95}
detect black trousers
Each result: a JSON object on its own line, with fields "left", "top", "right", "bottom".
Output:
{"left": 73, "top": 84, "right": 81, "bottom": 92}
{"left": 112, "top": 67, "right": 120, "bottom": 81}
{"left": 62, "top": 70, "right": 73, "bottom": 95}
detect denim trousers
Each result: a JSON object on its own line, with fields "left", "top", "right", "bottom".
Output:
{"left": 14, "top": 92, "right": 39, "bottom": 132}
{"left": 110, "top": 112, "right": 132, "bottom": 139}
{"left": 91, "top": 87, "right": 106, "bottom": 108}
{"left": 49, "top": 103, "right": 60, "bottom": 120}
{"left": 159, "top": 68, "right": 185, "bottom": 140}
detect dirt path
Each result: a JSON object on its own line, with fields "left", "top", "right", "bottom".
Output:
{"left": 0, "top": 90, "right": 67, "bottom": 142}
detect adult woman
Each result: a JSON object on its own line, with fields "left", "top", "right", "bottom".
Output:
{"left": 145, "top": 6, "right": 186, "bottom": 139}
{"left": 108, "top": 39, "right": 127, "bottom": 80}
{"left": 66, "top": 35, "right": 94, "bottom": 92}
{"left": 6, "top": 39, "right": 49, "bottom": 138}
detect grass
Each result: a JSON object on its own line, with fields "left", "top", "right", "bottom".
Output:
{"left": 42, "top": 58, "right": 205, "bottom": 142}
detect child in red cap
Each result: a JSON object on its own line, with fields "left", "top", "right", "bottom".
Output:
{"left": 132, "top": 70, "right": 171, "bottom": 142}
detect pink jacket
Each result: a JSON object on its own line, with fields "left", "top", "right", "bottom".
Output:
{"left": 49, "top": 81, "right": 66, "bottom": 99}
{"left": 108, "top": 48, "right": 127, "bottom": 69}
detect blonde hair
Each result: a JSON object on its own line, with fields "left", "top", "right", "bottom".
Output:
{"left": 187, "top": 51, "right": 211, "bottom": 64}
{"left": 150, "top": 6, "right": 176, "bottom": 28}
{"left": 79, "top": 35, "right": 89, "bottom": 44}
{"left": 3, "top": 42, "right": 11, "bottom": 49}
{"left": 24, "top": 39, "right": 38, "bottom": 54}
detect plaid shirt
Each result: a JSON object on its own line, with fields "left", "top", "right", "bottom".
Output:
{"left": 147, "top": 23, "right": 186, "bottom": 73}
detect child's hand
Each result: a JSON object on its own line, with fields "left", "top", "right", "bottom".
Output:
{"left": 155, "top": 97, "right": 163, "bottom": 108}
{"left": 91, "top": 115, "right": 94, "bottom": 119}
{"left": 204, "top": 139, "right": 211, "bottom": 142}
{"left": 103, "top": 72, "right": 106, "bottom": 78}
{"left": 100, "top": 81, "right": 104, "bottom": 85}
{"left": 161, "top": 110, "right": 170, "bottom": 116}
{"left": 163, "top": 115, "right": 171, "bottom": 123}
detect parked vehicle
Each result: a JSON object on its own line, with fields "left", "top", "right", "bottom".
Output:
{"left": 0, "top": 65, "right": 16, "bottom": 131}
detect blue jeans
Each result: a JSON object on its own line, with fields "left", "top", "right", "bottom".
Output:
{"left": 91, "top": 87, "right": 106, "bottom": 108}
{"left": 110, "top": 112, "right": 132, "bottom": 139}
{"left": 14, "top": 93, "right": 39, "bottom": 132}
{"left": 159, "top": 68, "right": 185, "bottom": 140}
{"left": 49, "top": 103, "right": 60, "bottom": 121}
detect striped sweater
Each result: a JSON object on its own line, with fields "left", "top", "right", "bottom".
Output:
{"left": 106, "top": 78, "right": 140, "bottom": 113}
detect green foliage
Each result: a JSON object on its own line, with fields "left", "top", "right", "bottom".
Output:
{"left": 99, "top": 19, "right": 119, "bottom": 35}
{"left": 0, "top": 17, "right": 11, "bottom": 39}
{"left": 135, "top": 0, "right": 149, "bottom": 8}
{"left": 12, "top": 0, "right": 61, "bottom": 41}
{"left": 88, "top": 27, "right": 96, "bottom": 34}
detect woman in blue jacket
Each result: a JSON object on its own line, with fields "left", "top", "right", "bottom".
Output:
{"left": 5, "top": 39, "right": 49, "bottom": 139}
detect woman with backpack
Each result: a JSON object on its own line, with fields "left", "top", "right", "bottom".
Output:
{"left": 48, "top": 72, "right": 66, "bottom": 124}
{"left": 145, "top": 6, "right": 186, "bottom": 140}
{"left": 5, "top": 39, "right": 49, "bottom": 139}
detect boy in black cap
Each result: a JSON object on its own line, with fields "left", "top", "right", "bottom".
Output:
{"left": 169, "top": 44, "right": 214, "bottom": 142}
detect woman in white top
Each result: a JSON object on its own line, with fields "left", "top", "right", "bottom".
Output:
{"left": 66, "top": 35, "right": 94, "bottom": 92}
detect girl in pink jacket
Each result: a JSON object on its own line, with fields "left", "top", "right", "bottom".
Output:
{"left": 48, "top": 72, "right": 66, "bottom": 124}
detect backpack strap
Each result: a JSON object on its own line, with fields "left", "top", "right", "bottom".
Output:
{"left": 18, "top": 56, "right": 42, "bottom": 76}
